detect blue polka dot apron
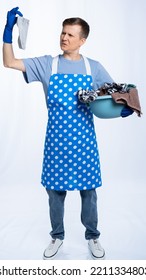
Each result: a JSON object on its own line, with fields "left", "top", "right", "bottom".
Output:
{"left": 41, "top": 56, "right": 102, "bottom": 191}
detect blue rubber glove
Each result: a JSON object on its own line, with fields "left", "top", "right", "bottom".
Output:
{"left": 3, "top": 7, "right": 23, "bottom": 43}
{"left": 121, "top": 105, "right": 134, "bottom": 118}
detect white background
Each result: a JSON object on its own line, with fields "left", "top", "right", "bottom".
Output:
{"left": 0, "top": 0, "right": 146, "bottom": 260}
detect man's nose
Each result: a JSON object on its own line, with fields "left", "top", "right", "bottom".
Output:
{"left": 62, "top": 34, "right": 68, "bottom": 40}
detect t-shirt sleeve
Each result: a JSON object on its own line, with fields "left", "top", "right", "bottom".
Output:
{"left": 22, "top": 55, "right": 53, "bottom": 84}
{"left": 88, "top": 59, "right": 114, "bottom": 90}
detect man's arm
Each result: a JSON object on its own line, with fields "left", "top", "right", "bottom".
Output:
{"left": 2, "top": 7, "right": 26, "bottom": 72}
{"left": 3, "top": 43, "right": 25, "bottom": 71}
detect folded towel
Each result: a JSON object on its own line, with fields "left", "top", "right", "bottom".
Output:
{"left": 111, "top": 88, "right": 142, "bottom": 117}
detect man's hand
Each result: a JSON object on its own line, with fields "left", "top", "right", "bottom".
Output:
{"left": 3, "top": 7, "right": 23, "bottom": 43}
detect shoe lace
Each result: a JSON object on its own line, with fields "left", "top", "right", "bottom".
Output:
{"left": 93, "top": 239, "right": 102, "bottom": 251}
{"left": 48, "top": 239, "right": 56, "bottom": 250}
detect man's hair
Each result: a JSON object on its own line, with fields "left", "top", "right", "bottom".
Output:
{"left": 62, "top": 17, "right": 90, "bottom": 39}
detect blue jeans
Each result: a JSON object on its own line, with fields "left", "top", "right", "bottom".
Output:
{"left": 46, "top": 189, "right": 100, "bottom": 240}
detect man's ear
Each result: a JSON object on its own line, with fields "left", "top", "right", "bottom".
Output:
{"left": 80, "top": 38, "right": 86, "bottom": 46}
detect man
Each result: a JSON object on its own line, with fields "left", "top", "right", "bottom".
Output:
{"left": 3, "top": 7, "right": 114, "bottom": 259}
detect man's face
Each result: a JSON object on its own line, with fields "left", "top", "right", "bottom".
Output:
{"left": 60, "top": 24, "right": 86, "bottom": 53}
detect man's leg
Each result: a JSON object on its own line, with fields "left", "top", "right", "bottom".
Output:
{"left": 43, "top": 189, "right": 67, "bottom": 259}
{"left": 80, "top": 189, "right": 105, "bottom": 259}
{"left": 46, "top": 189, "right": 67, "bottom": 240}
{"left": 80, "top": 189, "right": 100, "bottom": 240}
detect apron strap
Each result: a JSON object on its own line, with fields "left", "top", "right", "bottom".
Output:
{"left": 82, "top": 56, "right": 91, "bottom": 76}
{"left": 51, "top": 55, "right": 59, "bottom": 74}
{"left": 51, "top": 55, "right": 91, "bottom": 75}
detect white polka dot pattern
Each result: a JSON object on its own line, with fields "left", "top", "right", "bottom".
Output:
{"left": 41, "top": 74, "right": 102, "bottom": 191}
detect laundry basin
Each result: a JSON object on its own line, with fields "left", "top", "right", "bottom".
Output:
{"left": 89, "top": 95, "right": 125, "bottom": 119}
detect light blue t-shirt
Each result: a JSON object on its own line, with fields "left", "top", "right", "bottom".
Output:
{"left": 23, "top": 54, "right": 114, "bottom": 101}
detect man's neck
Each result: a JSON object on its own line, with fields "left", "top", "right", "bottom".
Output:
{"left": 63, "top": 52, "right": 81, "bottom": 61}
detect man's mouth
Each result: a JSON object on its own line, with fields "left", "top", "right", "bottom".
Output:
{"left": 61, "top": 42, "right": 67, "bottom": 46}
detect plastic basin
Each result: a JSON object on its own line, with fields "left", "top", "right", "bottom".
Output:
{"left": 89, "top": 95, "right": 125, "bottom": 119}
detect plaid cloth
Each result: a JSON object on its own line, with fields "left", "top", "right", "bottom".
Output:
{"left": 78, "top": 83, "right": 136, "bottom": 104}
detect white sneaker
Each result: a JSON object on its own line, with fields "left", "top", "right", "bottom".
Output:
{"left": 88, "top": 239, "right": 105, "bottom": 259}
{"left": 43, "top": 239, "right": 63, "bottom": 259}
